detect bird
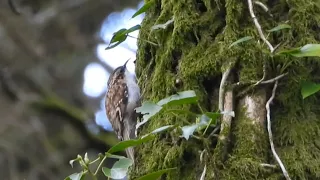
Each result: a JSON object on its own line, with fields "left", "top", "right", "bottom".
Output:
{"left": 105, "top": 60, "right": 140, "bottom": 160}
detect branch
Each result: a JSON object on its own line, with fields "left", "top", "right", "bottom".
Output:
{"left": 260, "top": 73, "right": 288, "bottom": 84}
{"left": 254, "top": 1, "right": 272, "bottom": 17}
{"left": 219, "top": 68, "right": 231, "bottom": 111}
{"left": 247, "top": 0, "right": 274, "bottom": 52}
{"left": 266, "top": 81, "right": 291, "bottom": 180}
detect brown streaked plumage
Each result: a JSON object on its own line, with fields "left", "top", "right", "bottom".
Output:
{"left": 105, "top": 60, "right": 140, "bottom": 160}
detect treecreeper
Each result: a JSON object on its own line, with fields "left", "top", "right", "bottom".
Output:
{"left": 105, "top": 60, "right": 141, "bottom": 160}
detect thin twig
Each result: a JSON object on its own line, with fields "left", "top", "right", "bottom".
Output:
{"left": 94, "top": 156, "right": 107, "bottom": 175}
{"left": 254, "top": 60, "right": 267, "bottom": 85}
{"left": 208, "top": 124, "right": 221, "bottom": 138}
{"left": 127, "top": 35, "right": 158, "bottom": 46}
{"left": 219, "top": 68, "right": 231, "bottom": 111}
{"left": 232, "top": 73, "right": 287, "bottom": 88}
{"left": 266, "top": 81, "right": 291, "bottom": 180}
{"left": 260, "top": 163, "right": 277, "bottom": 168}
{"left": 200, "top": 150, "right": 207, "bottom": 180}
{"left": 260, "top": 73, "right": 288, "bottom": 84}
{"left": 254, "top": 1, "right": 273, "bottom": 17}
{"left": 247, "top": 0, "right": 274, "bottom": 52}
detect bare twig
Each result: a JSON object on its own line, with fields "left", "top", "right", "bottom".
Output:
{"left": 266, "top": 81, "right": 291, "bottom": 180}
{"left": 208, "top": 124, "right": 221, "bottom": 138}
{"left": 254, "top": 1, "right": 272, "bottom": 17}
{"left": 260, "top": 163, "right": 277, "bottom": 168}
{"left": 199, "top": 150, "right": 207, "bottom": 180}
{"left": 247, "top": 0, "right": 274, "bottom": 52}
{"left": 219, "top": 68, "right": 231, "bottom": 111}
{"left": 260, "top": 73, "right": 288, "bottom": 84}
{"left": 254, "top": 60, "right": 267, "bottom": 85}
{"left": 127, "top": 35, "right": 158, "bottom": 46}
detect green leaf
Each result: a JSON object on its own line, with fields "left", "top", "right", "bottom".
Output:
{"left": 278, "top": 44, "right": 320, "bottom": 57}
{"left": 126, "top": 24, "right": 141, "bottom": 34}
{"left": 301, "top": 81, "right": 320, "bottom": 99}
{"left": 276, "top": 47, "right": 300, "bottom": 56}
{"left": 105, "top": 25, "right": 141, "bottom": 50}
{"left": 293, "top": 44, "right": 320, "bottom": 57}
{"left": 157, "top": 90, "right": 198, "bottom": 106}
{"left": 135, "top": 101, "right": 163, "bottom": 129}
{"left": 267, "top": 24, "right": 291, "bottom": 32}
{"left": 202, "top": 113, "right": 220, "bottom": 135}
{"left": 199, "top": 114, "right": 211, "bottom": 124}
{"left": 107, "top": 135, "right": 153, "bottom": 154}
{"left": 105, "top": 153, "right": 127, "bottom": 159}
{"left": 132, "top": 1, "right": 154, "bottom": 18}
{"left": 181, "top": 123, "right": 204, "bottom": 140}
{"left": 229, "top": 36, "right": 253, "bottom": 48}
{"left": 65, "top": 172, "right": 86, "bottom": 180}
{"left": 102, "top": 158, "right": 133, "bottom": 179}
{"left": 110, "top": 28, "right": 128, "bottom": 44}
{"left": 105, "top": 40, "right": 125, "bottom": 50}
{"left": 136, "top": 168, "right": 176, "bottom": 180}
{"left": 204, "top": 112, "right": 220, "bottom": 124}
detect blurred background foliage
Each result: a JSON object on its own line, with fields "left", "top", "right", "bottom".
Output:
{"left": 0, "top": 0, "right": 142, "bottom": 179}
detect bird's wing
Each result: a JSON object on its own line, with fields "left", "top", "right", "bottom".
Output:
{"left": 105, "top": 79, "right": 128, "bottom": 140}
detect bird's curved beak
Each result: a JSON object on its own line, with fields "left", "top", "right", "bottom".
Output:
{"left": 123, "top": 59, "right": 130, "bottom": 69}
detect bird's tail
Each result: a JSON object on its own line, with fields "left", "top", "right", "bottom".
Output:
{"left": 123, "top": 118, "right": 136, "bottom": 161}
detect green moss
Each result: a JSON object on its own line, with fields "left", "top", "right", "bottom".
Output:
{"left": 219, "top": 102, "right": 270, "bottom": 179}
{"left": 132, "top": 0, "right": 320, "bottom": 179}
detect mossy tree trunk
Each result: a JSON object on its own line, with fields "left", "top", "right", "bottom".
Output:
{"left": 132, "top": 0, "right": 320, "bottom": 179}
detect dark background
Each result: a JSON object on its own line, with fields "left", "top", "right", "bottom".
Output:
{"left": 0, "top": 0, "right": 140, "bottom": 179}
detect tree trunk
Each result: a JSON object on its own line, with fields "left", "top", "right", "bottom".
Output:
{"left": 132, "top": 0, "right": 320, "bottom": 179}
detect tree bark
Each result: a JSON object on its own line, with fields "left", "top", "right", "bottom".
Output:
{"left": 132, "top": 0, "right": 320, "bottom": 179}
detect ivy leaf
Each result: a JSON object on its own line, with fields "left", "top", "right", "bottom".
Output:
{"left": 105, "top": 153, "right": 127, "bottom": 159}
{"left": 136, "top": 168, "right": 177, "bottom": 180}
{"left": 229, "top": 36, "right": 253, "bottom": 48}
{"left": 132, "top": 1, "right": 154, "bottom": 18}
{"left": 106, "top": 25, "right": 141, "bottom": 50}
{"left": 107, "top": 135, "right": 153, "bottom": 154}
{"left": 267, "top": 24, "right": 291, "bottom": 32}
{"left": 64, "top": 172, "right": 86, "bottom": 180}
{"left": 102, "top": 158, "right": 133, "bottom": 179}
{"left": 105, "top": 41, "right": 125, "bottom": 50}
{"left": 278, "top": 44, "right": 320, "bottom": 57}
{"left": 301, "top": 81, "right": 320, "bottom": 99}
{"left": 181, "top": 124, "right": 203, "bottom": 140}
{"left": 157, "top": 90, "right": 198, "bottom": 106}
{"left": 293, "top": 44, "right": 320, "bottom": 57}
{"left": 126, "top": 24, "right": 141, "bottom": 34}
{"left": 110, "top": 28, "right": 128, "bottom": 44}
{"left": 204, "top": 112, "right": 220, "bottom": 124}
{"left": 135, "top": 101, "right": 163, "bottom": 129}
